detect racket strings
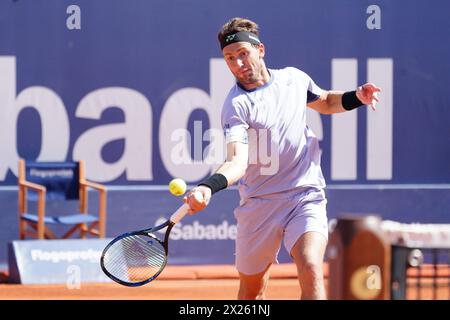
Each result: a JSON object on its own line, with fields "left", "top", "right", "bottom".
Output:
{"left": 103, "top": 234, "right": 167, "bottom": 283}
{"left": 105, "top": 236, "right": 165, "bottom": 281}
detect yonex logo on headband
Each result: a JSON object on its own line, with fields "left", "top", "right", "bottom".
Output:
{"left": 220, "top": 31, "right": 261, "bottom": 50}
{"left": 225, "top": 34, "right": 236, "bottom": 42}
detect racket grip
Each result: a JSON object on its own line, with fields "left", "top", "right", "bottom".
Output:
{"left": 169, "top": 203, "right": 189, "bottom": 224}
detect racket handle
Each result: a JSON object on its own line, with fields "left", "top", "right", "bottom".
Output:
{"left": 169, "top": 203, "right": 189, "bottom": 224}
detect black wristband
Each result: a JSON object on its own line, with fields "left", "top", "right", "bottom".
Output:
{"left": 342, "top": 91, "right": 364, "bottom": 111}
{"left": 198, "top": 173, "right": 228, "bottom": 195}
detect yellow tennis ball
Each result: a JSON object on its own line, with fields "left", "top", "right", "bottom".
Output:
{"left": 169, "top": 178, "right": 187, "bottom": 196}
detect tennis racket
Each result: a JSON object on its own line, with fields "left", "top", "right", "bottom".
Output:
{"left": 100, "top": 202, "right": 190, "bottom": 287}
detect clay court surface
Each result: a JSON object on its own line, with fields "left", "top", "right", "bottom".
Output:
{"left": 1, "top": 263, "right": 447, "bottom": 300}
{"left": 0, "top": 264, "right": 301, "bottom": 300}
{"left": 0, "top": 279, "right": 301, "bottom": 300}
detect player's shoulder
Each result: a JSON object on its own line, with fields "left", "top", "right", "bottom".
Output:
{"left": 221, "top": 85, "right": 251, "bottom": 116}
{"left": 223, "top": 84, "right": 251, "bottom": 108}
{"left": 273, "top": 67, "right": 315, "bottom": 89}
{"left": 279, "top": 66, "right": 311, "bottom": 80}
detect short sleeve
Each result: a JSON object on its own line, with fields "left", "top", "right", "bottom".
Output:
{"left": 287, "top": 67, "right": 324, "bottom": 103}
{"left": 221, "top": 98, "right": 249, "bottom": 144}
{"left": 306, "top": 75, "right": 323, "bottom": 103}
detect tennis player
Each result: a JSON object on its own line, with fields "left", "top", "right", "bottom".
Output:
{"left": 184, "top": 17, "right": 381, "bottom": 300}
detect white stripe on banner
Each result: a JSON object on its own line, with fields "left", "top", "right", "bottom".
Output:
{"left": 367, "top": 58, "right": 394, "bottom": 180}
{"left": 331, "top": 58, "right": 358, "bottom": 180}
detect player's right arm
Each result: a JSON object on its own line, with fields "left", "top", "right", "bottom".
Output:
{"left": 184, "top": 141, "right": 248, "bottom": 214}
{"left": 216, "top": 140, "right": 249, "bottom": 185}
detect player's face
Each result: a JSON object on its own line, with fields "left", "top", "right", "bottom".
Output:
{"left": 223, "top": 42, "right": 265, "bottom": 87}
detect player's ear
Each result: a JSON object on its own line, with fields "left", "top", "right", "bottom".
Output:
{"left": 258, "top": 43, "right": 265, "bottom": 58}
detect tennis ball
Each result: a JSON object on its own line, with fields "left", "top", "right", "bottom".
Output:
{"left": 169, "top": 178, "right": 187, "bottom": 196}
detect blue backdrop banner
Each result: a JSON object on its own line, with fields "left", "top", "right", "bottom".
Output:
{"left": 0, "top": 0, "right": 449, "bottom": 270}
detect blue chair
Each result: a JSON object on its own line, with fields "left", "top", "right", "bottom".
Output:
{"left": 18, "top": 159, "right": 107, "bottom": 239}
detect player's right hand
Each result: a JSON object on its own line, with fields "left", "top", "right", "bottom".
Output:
{"left": 183, "top": 186, "right": 212, "bottom": 215}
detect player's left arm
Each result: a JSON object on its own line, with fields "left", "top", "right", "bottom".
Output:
{"left": 307, "top": 83, "right": 381, "bottom": 114}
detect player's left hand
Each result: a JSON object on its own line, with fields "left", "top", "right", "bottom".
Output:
{"left": 356, "top": 83, "right": 381, "bottom": 111}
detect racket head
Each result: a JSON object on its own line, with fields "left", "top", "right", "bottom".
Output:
{"left": 100, "top": 227, "right": 171, "bottom": 287}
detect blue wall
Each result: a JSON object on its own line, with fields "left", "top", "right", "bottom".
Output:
{"left": 1, "top": 0, "right": 449, "bottom": 268}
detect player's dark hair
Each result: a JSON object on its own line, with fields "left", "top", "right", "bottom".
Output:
{"left": 218, "top": 17, "right": 259, "bottom": 46}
